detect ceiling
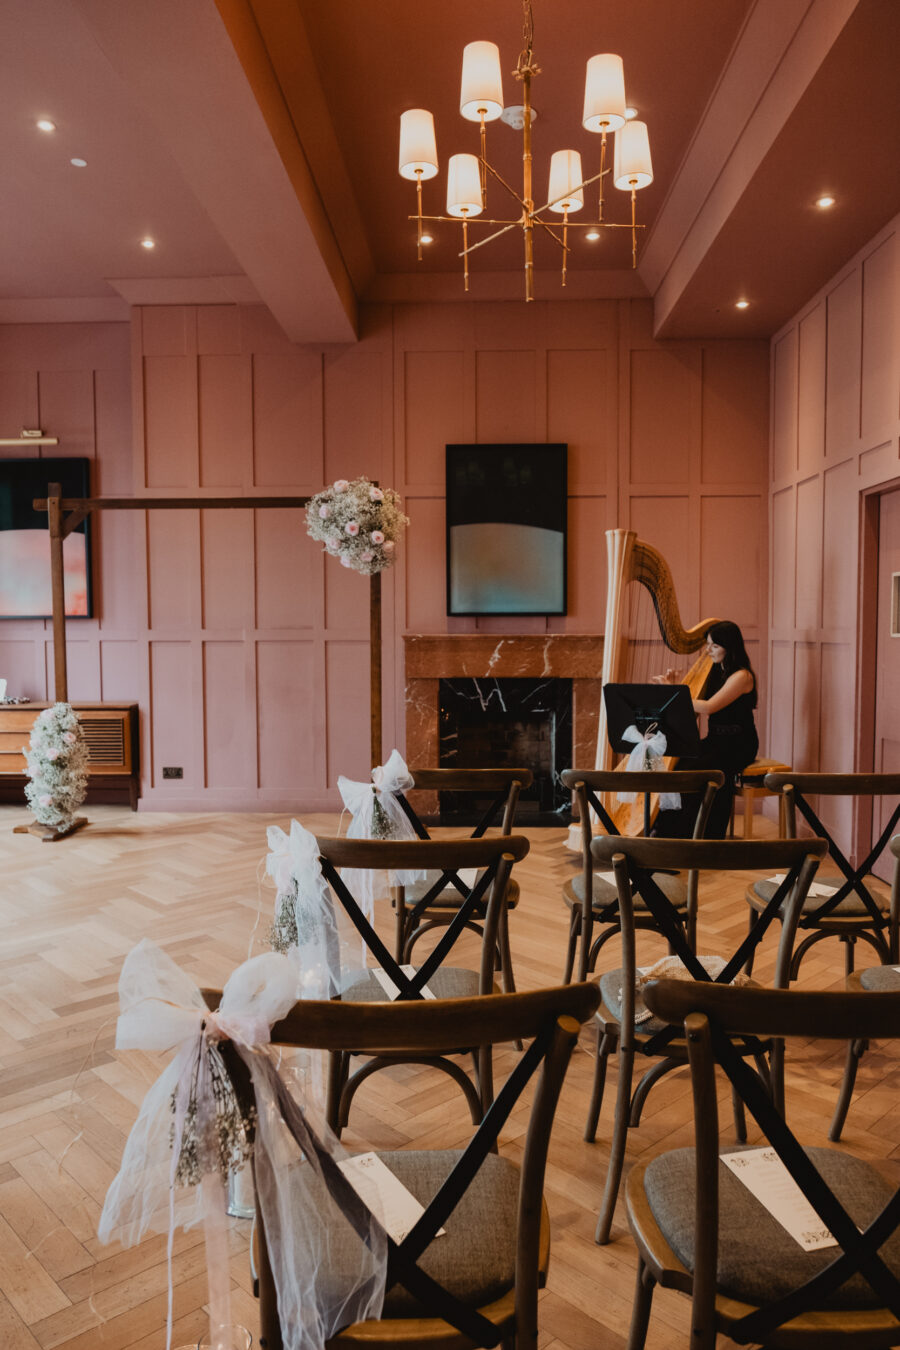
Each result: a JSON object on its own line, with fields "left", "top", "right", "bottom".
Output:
{"left": 1, "top": 0, "right": 897, "bottom": 343}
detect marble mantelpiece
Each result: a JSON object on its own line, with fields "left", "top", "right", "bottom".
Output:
{"left": 404, "top": 634, "right": 604, "bottom": 775}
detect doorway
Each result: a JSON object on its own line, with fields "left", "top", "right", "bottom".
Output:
{"left": 871, "top": 486, "right": 900, "bottom": 879}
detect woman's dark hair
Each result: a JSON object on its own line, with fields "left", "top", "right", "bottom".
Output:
{"left": 707, "top": 620, "right": 757, "bottom": 705}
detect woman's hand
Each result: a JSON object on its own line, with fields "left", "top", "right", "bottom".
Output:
{"left": 650, "top": 668, "right": 679, "bottom": 686}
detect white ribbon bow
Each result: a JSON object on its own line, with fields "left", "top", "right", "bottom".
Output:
{"left": 617, "top": 725, "right": 681, "bottom": 809}
{"left": 337, "top": 749, "right": 428, "bottom": 914}
{"left": 99, "top": 940, "right": 386, "bottom": 1350}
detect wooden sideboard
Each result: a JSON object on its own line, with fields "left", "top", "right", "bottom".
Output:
{"left": 0, "top": 702, "right": 140, "bottom": 809}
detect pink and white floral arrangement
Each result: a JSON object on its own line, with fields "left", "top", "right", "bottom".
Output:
{"left": 23, "top": 703, "right": 89, "bottom": 832}
{"left": 305, "top": 476, "right": 409, "bottom": 575}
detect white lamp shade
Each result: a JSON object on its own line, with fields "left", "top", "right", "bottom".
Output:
{"left": 446, "top": 153, "right": 483, "bottom": 217}
{"left": 460, "top": 41, "right": 504, "bottom": 121}
{"left": 399, "top": 109, "right": 439, "bottom": 181}
{"left": 613, "top": 119, "right": 653, "bottom": 190}
{"left": 582, "top": 54, "right": 626, "bottom": 133}
{"left": 547, "top": 150, "right": 584, "bottom": 212}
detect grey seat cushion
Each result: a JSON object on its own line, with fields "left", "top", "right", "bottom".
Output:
{"left": 401, "top": 874, "right": 520, "bottom": 911}
{"left": 645, "top": 1145, "right": 900, "bottom": 1309}
{"left": 599, "top": 968, "right": 669, "bottom": 1036}
{"left": 860, "top": 966, "right": 900, "bottom": 991}
{"left": 379, "top": 1150, "right": 519, "bottom": 1315}
{"left": 565, "top": 870, "right": 687, "bottom": 914}
{"left": 748, "top": 874, "right": 890, "bottom": 918}
{"left": 343, "top": 966, "right": 480, "bottom": 1003}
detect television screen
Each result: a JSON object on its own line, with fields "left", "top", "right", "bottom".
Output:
{"left": 446, "top": 443, "right": 567, "bottom": 615}
{"left": 0, "top": 458, "right": 93, "bottom": 618}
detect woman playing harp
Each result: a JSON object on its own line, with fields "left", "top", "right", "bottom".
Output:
{"left": 588, "top": 528, "right": 719, "bottom": 838}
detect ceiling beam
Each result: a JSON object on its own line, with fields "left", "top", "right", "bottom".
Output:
{"left": 642, "top": 0, "right": 859, "bottom": 338}
{"left": 74, "top": 0, "right": 358, "bottom": 343}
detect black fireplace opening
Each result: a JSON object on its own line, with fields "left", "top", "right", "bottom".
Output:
{"left": 437, "top": 677, "right": 573, "bottom": 826}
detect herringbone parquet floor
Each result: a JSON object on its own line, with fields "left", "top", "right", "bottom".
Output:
{"left": 1, "top": 803, "right": 898, "bottom": 1350}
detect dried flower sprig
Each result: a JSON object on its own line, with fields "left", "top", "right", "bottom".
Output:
{"left": 170, "top": 1039, "right": 256, "bottom": 1187}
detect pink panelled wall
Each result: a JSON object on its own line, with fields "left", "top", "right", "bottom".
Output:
{"left": 0, "top": 299, "right": 768, "bottom": 809}
{"left": 0, "top": 321, "right": 134, "bottom": 707}
{"left": 768, "top": 213, "right": 900, "bottom": 841}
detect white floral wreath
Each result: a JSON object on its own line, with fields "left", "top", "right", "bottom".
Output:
{"left": 305, "top": 476, "right": 409, "bottom": 575}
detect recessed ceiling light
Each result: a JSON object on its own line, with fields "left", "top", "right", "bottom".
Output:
{"left": 816, "top": 195, "right": 835, "bottom": 209}
{"left": 735, "top": 299, "right": 749, "bottom": 309}
{"left": 70, "top": 158, "right": 87, "bottom": 168}
{"left": 36, "top": 119, "right": 56, "bottom": 133}
{"left": 586, "top": 228, "right": 601, "bottom": 242}
{"left": 420, "top": 232, "right": 434, "bottom": 244}
{"left": 624, "top": 106, "right": 638, "bottom": 120}
{"left": 140, "top": 237, "right": 156, "bottom": 250}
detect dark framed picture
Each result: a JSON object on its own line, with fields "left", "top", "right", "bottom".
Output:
{"left": 446, "top": 443, "right": 567, "bottom": 616}
{"left": 0, "top": 457, "right": 93, "bottom": 619}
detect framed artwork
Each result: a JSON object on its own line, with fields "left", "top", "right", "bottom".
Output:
{"left": 0, "top": 457, "right": 93, "bottom": 618}
{"left": 446, "top": 443, "right": 567, "bottom": 616}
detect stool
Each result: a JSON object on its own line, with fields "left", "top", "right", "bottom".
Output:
{"left": 730, "top": 758, "right": 791, "bottom": 838}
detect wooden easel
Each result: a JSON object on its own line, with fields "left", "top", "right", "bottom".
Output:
{"left": 17, "top": 485, "right": 384, "bottom": 835}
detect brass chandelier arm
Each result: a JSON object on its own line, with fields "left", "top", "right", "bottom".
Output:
{"left": 532, "top": 165, "right": 608, "bottom": 217}
{"left": 459, "top": 221, "right": 521, "bottom": 256}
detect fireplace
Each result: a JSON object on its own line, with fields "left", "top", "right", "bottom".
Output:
{"left": 438, "top": 678, "right": 572, "bottom": 823}
{"left": 403, "top": 633, "right": 606, "bottom": 826}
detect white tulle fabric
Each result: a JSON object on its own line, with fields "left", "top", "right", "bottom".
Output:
{"left": 616, "top": 725, "right": 681, "bottom": 810}
{"left": 265, "top": 819, "right": 361, "bottom": 996}
{"left": 98, "top": 940, "right": 386, "bottom": 1350}
{"left": 337, "top": 749, "right": 428, "bottom": 915}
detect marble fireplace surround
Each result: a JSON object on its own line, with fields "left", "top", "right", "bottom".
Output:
{"left": 404, "top": 635, "right": 605, "bottom": 797}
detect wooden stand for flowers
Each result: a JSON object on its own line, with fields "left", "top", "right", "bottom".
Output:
{"left": 23, "top": 487, "right": 387, "bottom": 841}
{"left": 14, "top": 816, "right": 89, "bottom": 842}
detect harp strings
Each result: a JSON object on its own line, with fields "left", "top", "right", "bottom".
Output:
{"left": 623, "top": 578, "right": 693, "bottom": 687}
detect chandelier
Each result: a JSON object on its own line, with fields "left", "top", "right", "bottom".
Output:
{"left": 397, "top": 0, "right": 653, "bottom": 301}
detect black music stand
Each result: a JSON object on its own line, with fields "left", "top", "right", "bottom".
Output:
{"left": 604, "top": 683, "right": 700, "bottom": 834}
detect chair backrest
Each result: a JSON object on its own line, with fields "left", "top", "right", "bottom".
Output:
{"left": 316, "top": 834, "right": 530, "bottom": 995}
{"left": 561, "top": 769, "right": 726, "bottom": 945}
{"left": 643, "top": 977, "right": 900, "bottom": 1344}
{"left": 399, "top": 766, "right": 534, "bottom": 838}
{"left": 590, "top": 836, "right": 826, "bottom": 1053}
{"left": 764, "top": 773, "right": 900, "bottom": 925}
{"left": 219, "top": 984, "right": 599, "bottom": 1348}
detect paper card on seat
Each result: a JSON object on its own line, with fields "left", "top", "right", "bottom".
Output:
{"left": 767, "top": 874, "right": 839, "bottom": 897}
{"left": 372, "top": 964, "right": 436, "bottom": 1000}
{"left": 596, "top": 871, "right": 618, "bottom": 885}
{"left": 722, "top": 1148, "right": 838, "bottom": 1251}
{"left": 338, "top": 1152, "right": 446, "bottom": 1244}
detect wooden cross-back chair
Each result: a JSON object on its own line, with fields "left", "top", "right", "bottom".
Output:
{"left": 627, "top": 979, "right": 900, "bottom": 1350}
{"left": 560, "top": 768, "right": 724, "bottom": 983}
{"left": 586, "top": 835, "right": 826, "bottom": 1247}
{"left": 215, "top": 985, "right": 599, "bottom": 1350}
{"left": 744, "top": 773, "right": 900, "bottom": 983}
{"left": 830, "top": 834, "right": 900, "bottom": 1143}
{"left": 391, "top": 767, "right": 533, "bottom": 996}
{"left": 316, "top": 834, "right": 529, "bottom": 1137}
{"left": 591, "top": 529, "right": 719, "bottom": 837}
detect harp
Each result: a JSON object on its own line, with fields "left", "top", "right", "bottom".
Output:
{"left": 590, "top": 528, "right": 719, "bottom": 837}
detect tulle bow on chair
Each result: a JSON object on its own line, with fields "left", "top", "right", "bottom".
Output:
{"left": 98, "top": 939, "right": 386, "bottom": 1350}
{"left": 337, "top": 749, "right": 428, "bottom": 914}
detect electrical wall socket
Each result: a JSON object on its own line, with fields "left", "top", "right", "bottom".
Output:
{"left": 162, "top": 766, "right": 183, "bottom": 779}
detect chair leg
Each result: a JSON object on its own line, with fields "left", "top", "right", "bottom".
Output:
{"left": 394, "top": 899, "right": 407, "bottom": 964}
{"left": 842, "top": 933, "right": 857, "bottom": 978}
{"left": 584, "top": 1027, "right": 613, "bottom": 1143}
{"left": 731, "top": 1082, "right": 747, "bottom": 1143}
{"left": 562, "top": 909, "right": 580, "bottom": 984}
{"left": 626, "top": 1258, "right": 656, "bottom": 1350}
{"left": 771, "top": 1036, "right": 785, "bottom": 1115}
{"left": 744, "top": 908, "right": 760, "bottom": 977}
{"left": 829, "top": 1037, "right": 868, "bottom": 1142}
{"left": 326, "top": 1050, "right": 346, "bottom": 1136}
{"left": 595, "top": 1042, "right": 635, "bottom": 1245}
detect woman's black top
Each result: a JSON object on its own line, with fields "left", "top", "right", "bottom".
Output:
{"left": 703, "top": 664, "right": 758, "bottom": 769}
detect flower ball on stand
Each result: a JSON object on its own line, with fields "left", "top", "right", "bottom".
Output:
{"left": 306, "top": 477, "right": 408, "bottom": 574}
{"left": 16, "top": 702, "right": 90, "bottom": 841}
